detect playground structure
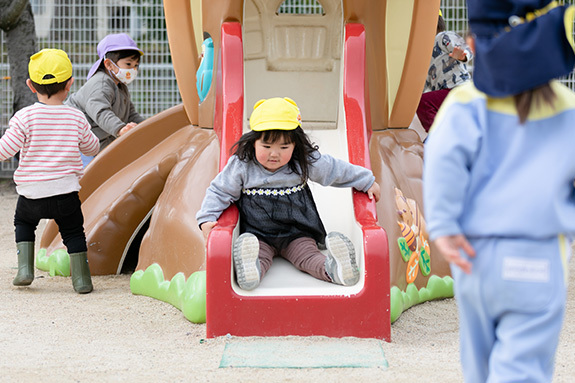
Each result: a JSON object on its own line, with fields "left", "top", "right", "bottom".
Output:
{"left": 38, "top": 0, "right": 453, "bottom": 341}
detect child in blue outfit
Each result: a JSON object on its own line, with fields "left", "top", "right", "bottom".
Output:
{"left": 196, "top": 97, "right": 380, "bottom": 290}
{"left": 424, "top": 1, "right": 575, "bottom": 381}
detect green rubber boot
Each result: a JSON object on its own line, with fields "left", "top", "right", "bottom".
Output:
{"left": 13, "top": 242, "right": 35, "bottom": 286}
{"left": 69, "top": 252, "right": 93, "bottom": 294}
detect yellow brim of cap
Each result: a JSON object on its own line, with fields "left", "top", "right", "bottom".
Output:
{"left": 250, "top": 121, "right": 299, "bottom": 131}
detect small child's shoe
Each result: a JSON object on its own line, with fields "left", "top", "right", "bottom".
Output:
{"left": 325, "top": 232, "right": 359, "bottom": 286}
{"left": 233, "top": 233, "right": 261, "bottom": 290}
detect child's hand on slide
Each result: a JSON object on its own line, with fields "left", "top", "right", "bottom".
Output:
{"left": 119, "top": 122, "right": 138, "bottom": 136}
{"left": 367, "top": 181, "right": 381, "bottom": 202}
{"left": 200, "top": 221, "right": 217, "bottom": 242}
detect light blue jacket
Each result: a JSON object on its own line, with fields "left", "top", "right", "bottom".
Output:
{"left": 424, "top": 81, "right": 575, "bottom": 240}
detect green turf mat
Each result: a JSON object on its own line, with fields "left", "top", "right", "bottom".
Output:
{"left": 219, "top": 338, "right": 388, "bottom": 369}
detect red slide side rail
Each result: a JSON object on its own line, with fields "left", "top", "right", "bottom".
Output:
{"left": 343, "top": 23, "right": 390, "bottom": 339}
{"left": 207, "top": 22, "right": 242, "bottom": 336}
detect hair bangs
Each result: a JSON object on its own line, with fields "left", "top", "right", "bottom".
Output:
{"left": 260, "top": 129, "right": 295, "bottom": 145}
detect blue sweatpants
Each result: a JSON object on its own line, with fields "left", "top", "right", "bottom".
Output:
{"left": 451, "top": 236, "right": 569, "bottom": 383}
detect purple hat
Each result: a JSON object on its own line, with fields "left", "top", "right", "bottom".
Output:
{"left": 87, "top": 33, "right": 144, "bottom": 79}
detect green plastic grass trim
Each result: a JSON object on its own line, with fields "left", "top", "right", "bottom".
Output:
{"left": 130, "top": 263, "right": 206, "bottom": 323}
{"left": 36, "top": 248, "right": 71, "bottom": 277}
{"left": 36, "top": 249, "right": 449, "bottom": 326}
{"left": 390, "top": 275, "right": 454, "bottom": 323}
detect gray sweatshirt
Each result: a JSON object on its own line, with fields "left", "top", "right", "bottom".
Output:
{"left": 196, "top": 152, "right": 376, "bottom": 226}
{"left": 66, "top": 71, "right": 144, "bottom": 150}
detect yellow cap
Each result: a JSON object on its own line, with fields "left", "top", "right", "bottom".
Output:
{"left": 28, "top": 49, "right": 73, "bottom": 85}
{"left": 439, "top": 9, "right": 443, "bottom": 17}
{"left": 249, "top": 97, "right": 302, "bottom": 131}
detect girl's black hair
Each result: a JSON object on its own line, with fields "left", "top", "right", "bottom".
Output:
{"left": 96, "top": 49, "right": 141, "bottom": 74}
{"left": 437, "top": 15, "right": 446, "bottom": 34}
{"left": 231, "top": 127, "right": 319, "bottom": 183}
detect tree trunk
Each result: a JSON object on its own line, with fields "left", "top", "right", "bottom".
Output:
{"left": 1, "top": 0, "right": 37, "bottom": 115}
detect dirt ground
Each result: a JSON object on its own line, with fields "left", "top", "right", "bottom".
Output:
{"left": 0, "top": 178, "right": 574, "bottom": 382}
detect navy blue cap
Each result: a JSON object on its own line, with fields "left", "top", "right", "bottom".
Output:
{"left": 468, "top": 0, "right": 575, "bottom": 97}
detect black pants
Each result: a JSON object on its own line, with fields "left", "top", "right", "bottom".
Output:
{"left": 14, "top": 192, "right": 87, "bottom": 253}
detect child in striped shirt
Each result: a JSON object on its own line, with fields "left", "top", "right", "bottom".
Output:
{"left": 1, "top": 49, "right": 99, "bottom": 293}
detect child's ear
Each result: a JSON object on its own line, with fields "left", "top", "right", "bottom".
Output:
{"left": 26, "top": 79, "right": 37, "bottom": 94}
{"left": 103, "top": 58, "right": 114, "bottom": 72}
{"left": 65, "top": 77, "right": 75, "bottom": 91}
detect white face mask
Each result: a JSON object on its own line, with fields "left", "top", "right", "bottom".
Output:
{"left": 109, "top": 61, "right": 138, "bottom": 85}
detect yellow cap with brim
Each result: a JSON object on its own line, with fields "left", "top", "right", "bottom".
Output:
{"left": 29, "top": 49, "right": 73, "bottom": 85}
{"left": 249, "top": 97, "right": 302, "bottom": 131}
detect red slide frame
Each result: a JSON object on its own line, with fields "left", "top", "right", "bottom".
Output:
{"left": 206, "top": 22, "right": 390, "bottom": 341}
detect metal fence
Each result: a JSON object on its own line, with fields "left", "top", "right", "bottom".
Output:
{"left": 0, "top": 0, "right": 181, "bottom": 177}
{"left": 278, "top": 0, "right": 324, "bottom": 14}
{"left": 1, "top": 0, "right": 575, "bottom": 177}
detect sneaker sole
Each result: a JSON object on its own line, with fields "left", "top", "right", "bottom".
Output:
{"left": 326, "top": 232, "right": 359, "bottom": 286}
{"left": 233, "top": 233, "right": 260, "bottom": 290}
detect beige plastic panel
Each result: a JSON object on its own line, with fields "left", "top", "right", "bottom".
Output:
{"left": 244, "top": 0, "right": 342, "bottom": 126}
{"left": 385, "top": 0, "right": 415, "bottom": 119}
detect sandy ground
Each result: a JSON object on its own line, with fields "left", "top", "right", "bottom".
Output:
{"left": 0, "top": 178, "right": 574, "bottom": 382}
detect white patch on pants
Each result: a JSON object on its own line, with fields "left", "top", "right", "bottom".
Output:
{"left": 502, "top": 256, "right": 550, "bottom": 283}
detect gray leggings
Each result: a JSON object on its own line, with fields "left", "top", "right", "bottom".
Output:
{"left": 258, "top": 236, "right": 330, "bottom": 282}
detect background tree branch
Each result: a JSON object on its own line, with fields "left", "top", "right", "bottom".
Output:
{"left": 0, "top": 0, "right": 29, "bottom": 31}
{"left": 0, "top": 0, "right": 37, "bottom": 114}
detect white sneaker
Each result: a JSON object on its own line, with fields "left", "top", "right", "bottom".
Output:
{"left": 232, "top": 233, "right": 261, "bottom": 290}
{"left": 325, "top": 232, "right": 359, "bottom": 286}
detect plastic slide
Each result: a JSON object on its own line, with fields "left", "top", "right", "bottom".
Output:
{"left": 205, "top": 22, "right": 390, "bottom": 340}
{"left": 38, "top": 105, "right": 215, "bottom": 276}
{"left": 37, "top": 0, "right": 455, "bottom": 340}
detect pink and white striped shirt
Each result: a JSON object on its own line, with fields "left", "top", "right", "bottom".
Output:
{"left": 2, "top": 103, "right": 99, "bottom": 198}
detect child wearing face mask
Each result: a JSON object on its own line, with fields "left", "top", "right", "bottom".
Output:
{"left": 66, "top": 33, "right": 144, "bottom": 166}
